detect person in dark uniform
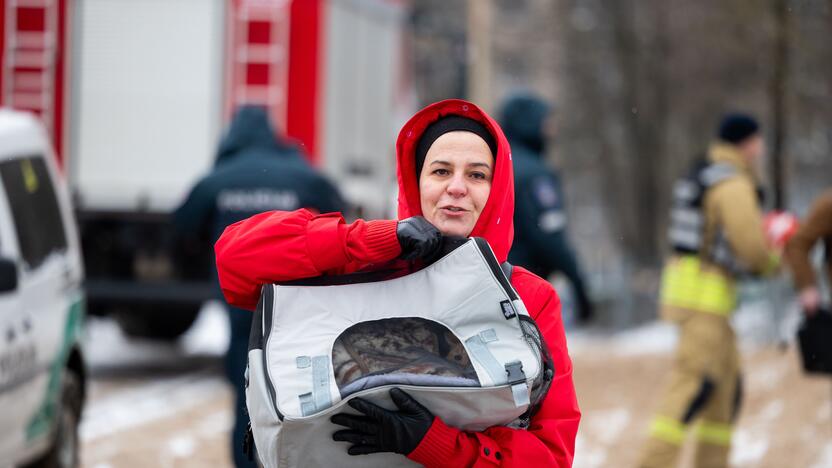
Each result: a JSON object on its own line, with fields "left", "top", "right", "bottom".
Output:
{"left": 499, "top": 93, "right": 593, "bottom": 323}
{"left": 174, "top": 105, "right": 345, "bottom": 467}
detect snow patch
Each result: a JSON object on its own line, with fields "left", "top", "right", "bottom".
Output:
{"left": 730, "top": 429, "right": 769, "bottom": 466}
{"left": 84, "top": 317, "right": 180, "bottom": 369}
{"left": 180, "top": 301, "right": 230, "bottom": 355}
{"left": 80, "top": 372, "right": 228, "bottom": 441}
{"left": 757, "top": 400, "right": 784, "bottom": 422}
{"left": 84, "top": 301, "right": 229, "bottom": 371}
{"left": 572, "top": 435, "right": 607, "bottom": 468}
{"left": 592, "top": 408, "right": 632, "bottom": 444}
{"left": 746, "top": 360, "right": 789, "bottom": 392}
{"left": 572, "top": 408, "right": 632, "bottom": 468}
{"left": 733, "top": 278, "right": 799, "bottom": 347}
{"left": 168, "top": 435, "right": 196, "bottom": 457}
{"left": 811, "top": 443, "right": 832, "bottom": 468}
{"left": 817, "top": 400, "right": 831, "bottom": 423}
{"left": 569, "top": 321, "right": 677, "bottom": 357}
{"left": 196, "top": 409, "right": 233, "bottom": 437}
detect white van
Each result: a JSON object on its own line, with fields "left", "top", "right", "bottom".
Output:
{"left": 0, "top": 110, "right": 85, "bottom": 468}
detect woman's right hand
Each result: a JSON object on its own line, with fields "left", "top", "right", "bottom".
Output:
{"left": 396, "top": 216, "right": 442, "bottom": 261}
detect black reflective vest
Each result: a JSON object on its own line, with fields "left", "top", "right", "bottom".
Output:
{"left": 668, "top": 160, "right": 762, "bottom": 275}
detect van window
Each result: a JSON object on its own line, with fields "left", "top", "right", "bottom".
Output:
{"left": 0, "top": 156, "right": 68, "bottom": 269}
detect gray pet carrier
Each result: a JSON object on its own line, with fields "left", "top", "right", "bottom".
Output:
{"left": 245, "top": 238, "right": 554, "bottom": 467}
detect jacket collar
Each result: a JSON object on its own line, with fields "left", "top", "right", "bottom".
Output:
{"left": 708, "top": 142, "right": 758, "bottom": 182}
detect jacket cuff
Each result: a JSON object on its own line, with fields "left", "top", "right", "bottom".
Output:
{"left": 357, "top": 219, "right": 401, "bottom": 263}
{"left": 407, "top": 418, "right": 460, "bottom": 467}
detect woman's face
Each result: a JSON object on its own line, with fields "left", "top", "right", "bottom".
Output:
{"left": 418, "top": 131, "right": 494, "bottom": 237}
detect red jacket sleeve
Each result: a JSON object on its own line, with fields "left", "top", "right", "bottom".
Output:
{"left": 214, "top": 209, "right": 401, "bottom": 310}
{"left": 407, "top": 274, "right": 580, "bottom": 467}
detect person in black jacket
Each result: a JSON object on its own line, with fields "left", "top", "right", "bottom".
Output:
{"left": 174, "top": 105, "right": 345, "bottom": 467}
{"left": 499, "top": 93, "right": 593, "bottom": 323}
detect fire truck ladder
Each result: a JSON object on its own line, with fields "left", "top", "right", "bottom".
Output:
{"left": 3, "top": 0, "right": 58, "bottom": 135}
{"left": 232, "top": 0, "right": 289, "bottom": 113}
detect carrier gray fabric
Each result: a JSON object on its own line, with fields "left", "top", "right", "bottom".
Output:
{"left": 246, "top": 238, "right": 552, "bottom": 468}
{"left": 265, "top": 384, "right": 525, "bottom": 468}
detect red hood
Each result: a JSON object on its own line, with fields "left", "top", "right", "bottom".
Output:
{"left": 395, "top": 99, "right": 515, "bottom": 263}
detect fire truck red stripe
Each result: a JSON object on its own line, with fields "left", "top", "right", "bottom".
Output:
{"left": 53, "top": 0, "right": 67, "bottom": 169}
{"left": 0, "top": 0, "right": 7, "bottom": 108}
{"left": 286, "top": 0, "right": 322, "bottom": 165}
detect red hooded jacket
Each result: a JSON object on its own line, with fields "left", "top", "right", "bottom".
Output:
{"left": 215, "top": 99, "right": 581, "bottom": 466}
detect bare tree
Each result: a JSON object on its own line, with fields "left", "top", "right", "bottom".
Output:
{"left": 408, "top": 0, "right": 832, "bottom": 323}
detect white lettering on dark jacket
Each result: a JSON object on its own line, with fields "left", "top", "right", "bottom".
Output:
{"left": 217, "top": 189, "right": 300, "bottom": 212}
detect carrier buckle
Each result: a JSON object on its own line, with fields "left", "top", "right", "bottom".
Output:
{"left": 505, "top": 361, "right": 526, "bottom": 384}
{"left": 505, "top": 361, "right": 530, "bottom": 407}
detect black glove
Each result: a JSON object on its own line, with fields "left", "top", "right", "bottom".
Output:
{"left": 396, "top": 216, "right": 442, "bottom": 261}
{"left": 331, "top": 388, "right": 434, "bottom": 456}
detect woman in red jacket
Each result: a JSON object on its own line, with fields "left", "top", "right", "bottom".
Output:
{"left": 215, "top": 99, "right": 581, "bottom": 466}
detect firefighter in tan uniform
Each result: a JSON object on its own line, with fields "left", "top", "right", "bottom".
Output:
{"left": 638, "top": 114, "right": 780, "bottom": 468}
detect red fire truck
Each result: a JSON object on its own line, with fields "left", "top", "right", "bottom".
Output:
{"left": 1, "top": 0, "right": 411, "bottom": 339}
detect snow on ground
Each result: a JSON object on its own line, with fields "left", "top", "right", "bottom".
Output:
{"left": 569, "top": 297, "right": 831, "bottom": 468}
{"left": 811, "top": 443, "right": 832, "bottom": 468}
{"left": 84, "top": 301, "right": 229, "bottom": 370}
{"left": 82, "top": 302, "right": 231, "bottom": 445}
{"left": 179, "top": 301, "right": 231, "bottom": 356}
{"left": 568, "top": 320, "right": 678, "bottom": 357}
{"left": 78, "top": 294, "right": 830, "bottom": 467}
{"left": 568, "top": 281, "right": 805, "bottom": 359}
{"left": 81, "top": 370, "right": 227, "bottom": 442}
{"left": 81, "top": 303, "right": 235, "bottom": 467}
{"left": 573, "top": 408, "right": 633, "bottom": 468}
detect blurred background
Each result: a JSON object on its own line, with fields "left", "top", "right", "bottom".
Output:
{"left": 0, "top": 0, "right": 830, "bottom": 467}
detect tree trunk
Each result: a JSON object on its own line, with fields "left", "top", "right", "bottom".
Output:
{"left": 769, "top": 0, "right": 790, "bottom": 210}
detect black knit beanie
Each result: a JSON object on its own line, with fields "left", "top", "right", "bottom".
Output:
{"left": 718, "top": 113, "right": 760, "bottom": 144}
{"left": 415, "top": 115, "right": 497, "bottom": 180}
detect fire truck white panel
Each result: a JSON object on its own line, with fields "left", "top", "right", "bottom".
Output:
{"left": 70, "top": 0, "right": 225, "bottom": 212}
{"left": 322, "top": 0, "right": 405, "bottom": 217}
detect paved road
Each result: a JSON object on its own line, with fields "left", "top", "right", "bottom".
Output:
{"left": 78, "top": 306, "right": 832, "bottom": 468}
{"left": 80, "top": 306, "right": 236, "bottom": 468}
{"left": 569, "top": 322, "right": 832, "bottom": 468}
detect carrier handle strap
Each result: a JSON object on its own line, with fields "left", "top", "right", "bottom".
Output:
{"left": 279, "top": 236, "right": 474, "bottom": 286}
{"left": 276, "top": 238, "right": 512, "bottom": 290}
{"left": 501, "top": 261, "right": 513, "bottom": 280}
{"left": 465, "top": 329, "right": 505, "bottom": 385}
{"left": 297, "top": 355, "right": 333, "bottom": 416}
{"left": 473, "top": 237, "right": 518, "bottom": 301}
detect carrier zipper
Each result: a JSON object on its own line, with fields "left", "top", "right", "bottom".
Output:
{"left": 284, "top": 382, "right": 525, "bottom": 421}
{"left": 261, "top": 285, "right": 284, "bottom": 421}
{"left": 242, "top": 421, "right": 254, "bottom": 461}
{"left": 518, "top": 316, "right": 548, "bottom": 381}
{"left": 516, "top": 315, "right": 555, "bottom": 425}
